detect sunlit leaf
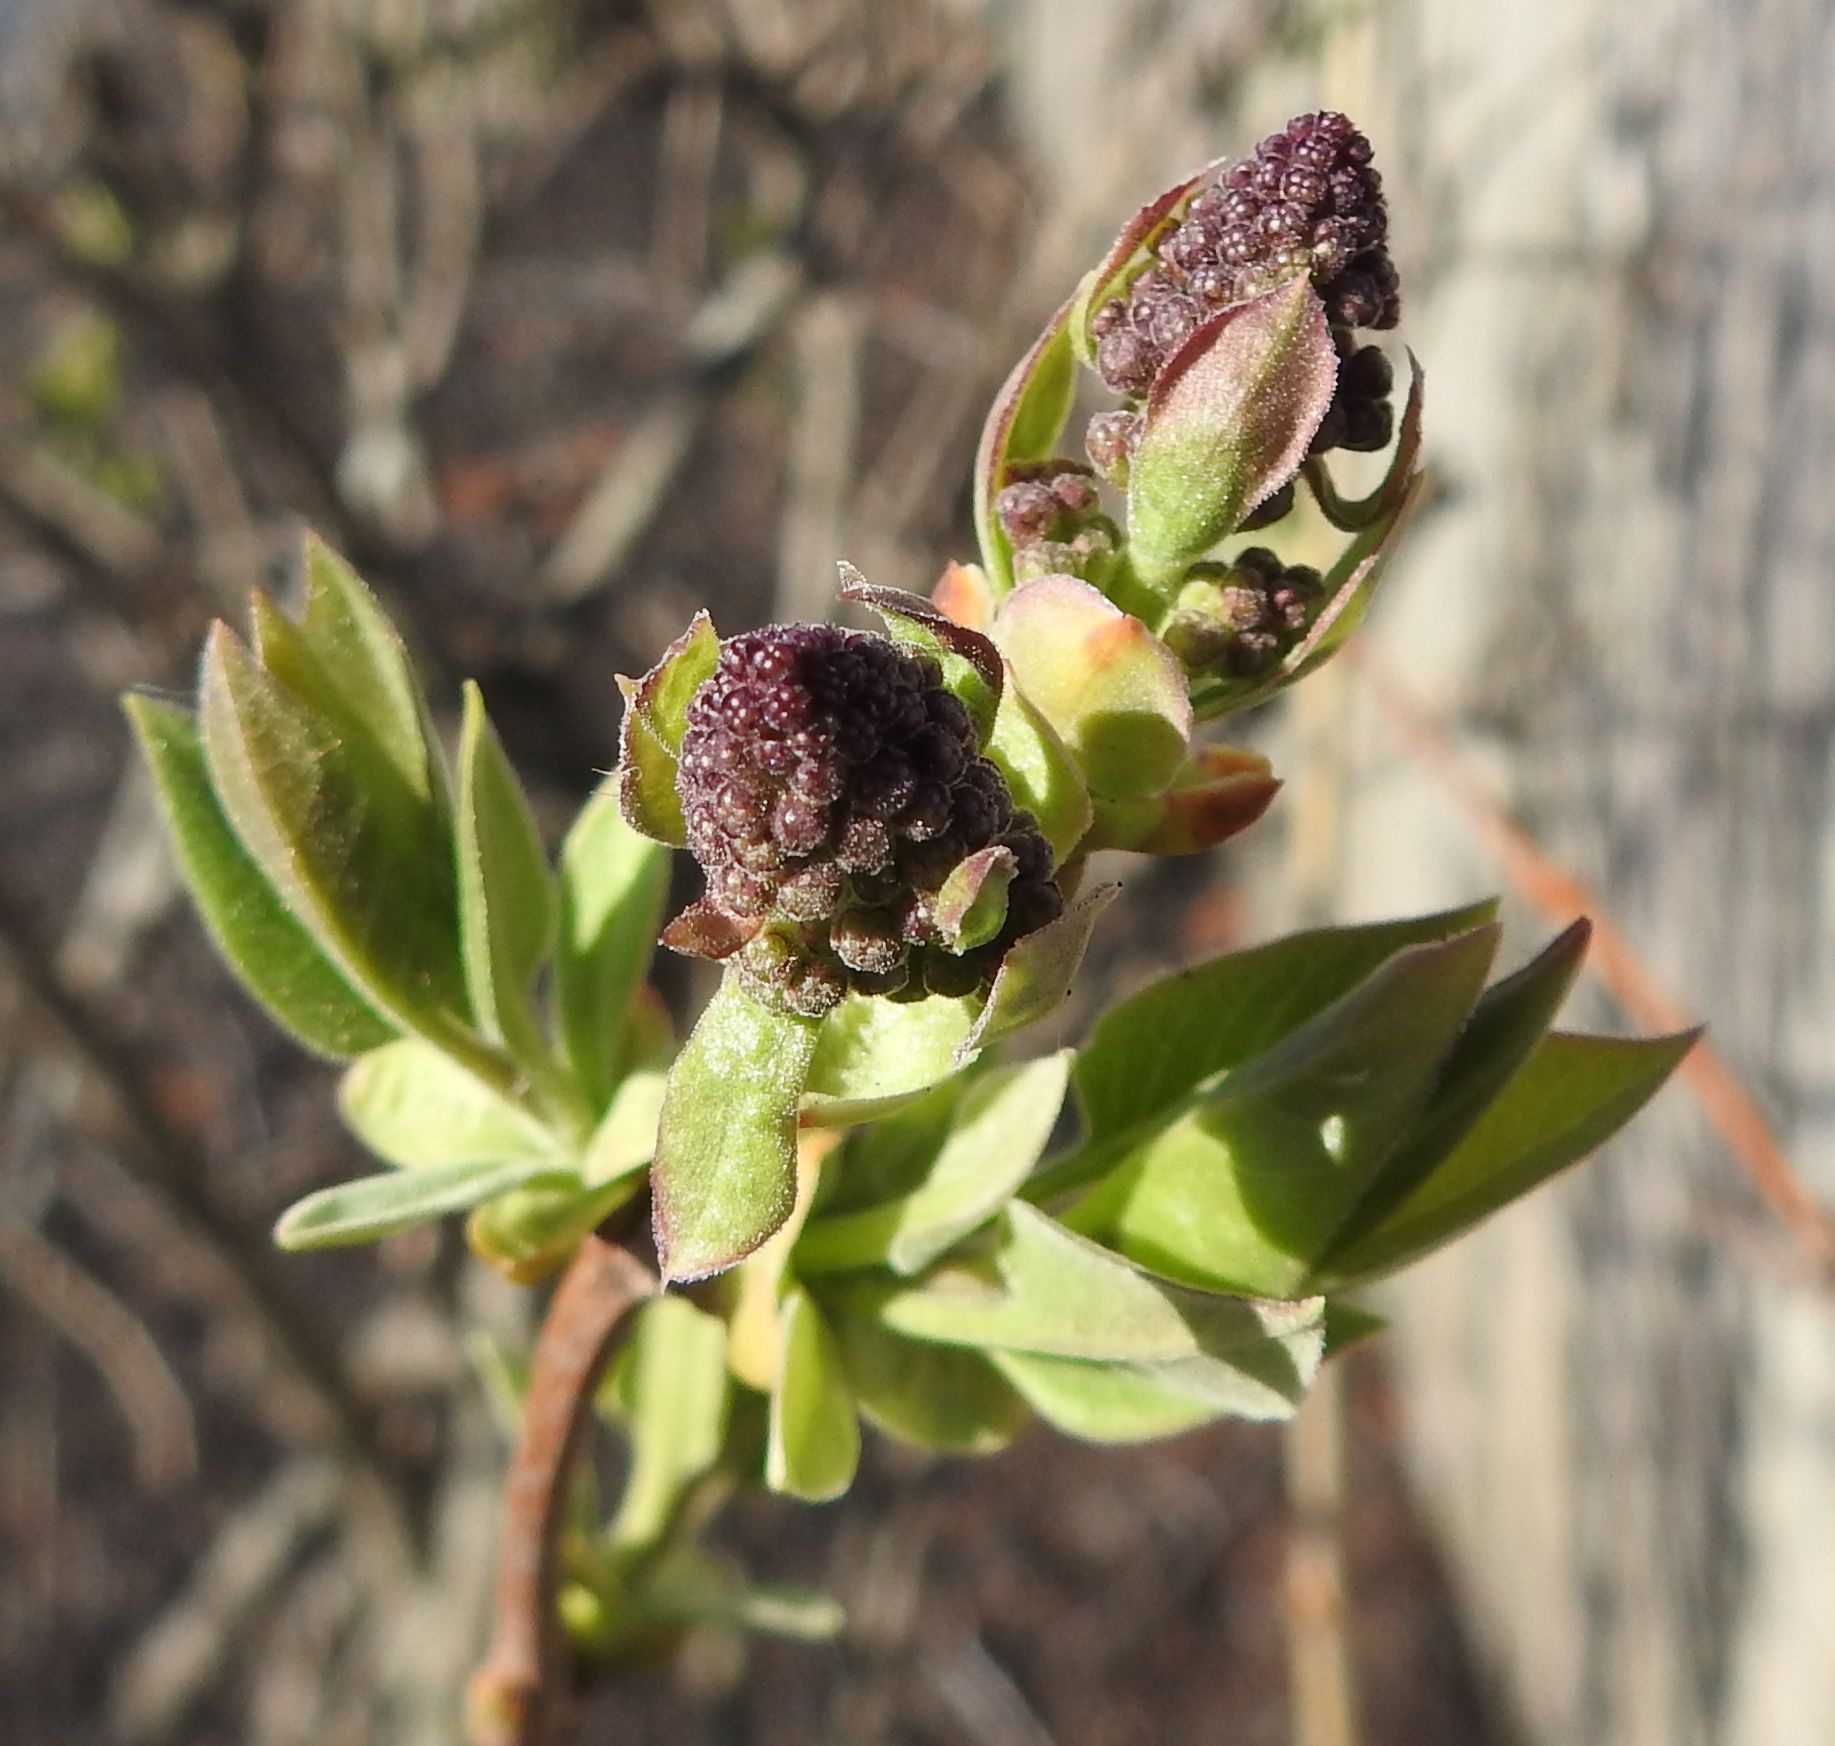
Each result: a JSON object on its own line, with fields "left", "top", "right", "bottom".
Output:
{"left": 800, "top": 992, "right": 980, "bottom": 1129}
{"left": 555, "top": 777, "right": 670, "bottom": 1111}
{"left": 1310, "top": 1028, "right": 1698, "bottom": 1290}
{"left": 124, "top": 696, "right": 395, "bottom": 1059}
{"left": 274, "top": 1156, "right": 567, "bottom": 1250}
{"left": 797, "top": 1053, "right": 1070, "bottom": 1276}
{"left": 766, "top": 1287, "right": 860, "bottom": 1502}
{"left": 456, "top": 683, "right": 554, "bottom": 1056}
{"left": 337, "top": 1037, "right": 557, "bottom": 1169}
{"left": 652, "top": 973, "right": 823, "bottom": 1281}
{"left": 1074, "top": 926, "right": 1501, "bottom": 1299}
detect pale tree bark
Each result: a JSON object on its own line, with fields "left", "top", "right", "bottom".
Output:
{"left": 999, "top": 3, "right": 1835, "bottom": 1744}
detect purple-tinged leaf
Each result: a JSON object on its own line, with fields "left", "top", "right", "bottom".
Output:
{"left": 838, "top": 565, "right": 1003, "bottom": 738}
{"left": 1086, "top": 745, "right": 1281, "bottom": 856}
{"left": 932, "top": 845, "right": 1017, "bottom": 953}
{"left": 1127, "top": 277, "right": 1338, "bottom": 581}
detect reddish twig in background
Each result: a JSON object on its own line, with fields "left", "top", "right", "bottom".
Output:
{"left": 468, "top": 1230, "right": 660, "bottom": 1746}
{"left": 1348, "top": 642, "right": 1835, "bottom": 1274}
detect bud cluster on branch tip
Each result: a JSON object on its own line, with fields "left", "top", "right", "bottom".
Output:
{"left": 993, "top": 460, "right": 1121, "bottom": 589}
{"left": 1086, "top": 110, "right": 1398, "bottom": 482}
{"left": 1161, "top": 548, "right": 1324, "bottom": 679}
{"left": 674, "top": 624, "right": 1062, "bottom": 1017}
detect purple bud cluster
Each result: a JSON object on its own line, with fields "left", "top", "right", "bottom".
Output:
{"left": 676, "top": 624, "right": 1062, "bottom": 1016}
{"left": 1163, "top": 547, "right": 1324, "bottom": 679}
{"left": 993, "top": 460, "right": 1119, "bottom": 586}
{"left": 1089, "top": 111, "right": 1398, "bottom": 471}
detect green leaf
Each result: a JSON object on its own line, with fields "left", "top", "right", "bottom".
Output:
{"left": 1310, "top": 1028, "right": 1698, "bottom": 1290}
{"left": 984, "top": 678, "right": 1094, "bottom": 865}
{"left": 651, "top": 972, "right": 823, "bottom": 1281}
{"left": 466, "top": 1174, "right": 643, "bottom": 1284}
{"left": 606, "top": 1295, "right": 730, "bottom": 1552}
{"left": 274, "top": 1156, "right": 566, "bottom": 1249}
{"left": 797, "top": 1053, "right": 1070, "bottom": 1276}
{"left": 988, "top": 1353, "right": 1220, "bottom": 1443}
{"left": 766, "top": 1287, "right": 860, "bottom": 1502}
{"left": 973, "top": 296, "right": 1079, "bottom": 592}
{"left": 831, "top": 1313, "right": 1029, "bottom": 1454}
{"left": 581, "top": 1067, "right": 667, "bottom": 1187}
{"left": 1322, "top": 1300, "right": 1387, "bottom": 1357}
{"left": 956, "top": 883, "right": 1118, "bottom": 1062}
{"left": 991, "top": 576, "right": 1192, "bottom": 799}
{"left": 616, "top": 612, "right": 719, "bottom": 846}
{"left": 337, "top": 1038, "right": 557, "bottom": 1168}
{"left": 123, "top": 695, "right": 396, "bottom": 1059}
{"left": 295, "top": 532, "right": 447, "bottom": 808}
{"left": 1127, "top": 278, "right": 1338, "bottom": 582}
{"left": 1310, "top": 920, "right": 1590, "bottom": 1278}
{"left": 800, "top": 992, "right": 980, "bottom": 1128}
{"left": 555, "top": 778, "right": 670, "bottom": 1111}
{"left": 838, "top": 569, "right": 1005, "bottom": 741}
{"left": 198, "top": 624, "right": 471, "bottom": 1038}
{"left": 1051, "top": 900, "right": 1502, "bottom": 1195}
{"left": 866, "top": 1201, "right": 1324, "bottom": 1371}
{"left": 1192, "top": 358, "right": 1426, "bottom": 723}
{"left": 456, "top": 683, "right": 555, "bottom": 1055}
{"left": 1067, "top": 167, "right": 1211, "bottom": 365}
{"left": 1076, "top": 926, "right": 1501, "bottom": 1299}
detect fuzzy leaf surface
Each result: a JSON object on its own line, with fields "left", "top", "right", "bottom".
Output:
{"left": 198, "top": 625, "right": 469, "bottom": 1034}
{"left": 338, "top": 1038, "right": 557, "bottom": 1169}
{"left": 616, "top": 612, "right": 718, "bottom": 846}
{"left": 274, "top": 1156, "right": 566, "bottom": 1250}
{"left": 800, "top": 993, "right": 980, "bottom": 1128}
{"left": 796, "top": 1053, "right": 1070, "bottom": 1276}
{"left": 956, "top": 883, "right": 1118, "bottom": 1063}
{"left": 125, "top": 696, "right": 395, "bottom": 1059}
{"left": 652, "top": 973, "right": 822, "bottom": 1281}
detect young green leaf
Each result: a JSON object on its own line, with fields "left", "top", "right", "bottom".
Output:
{"left": 456, "top": 683, "right": 555, "bottom": 1057}
{"left": 1310, "top": 920, "right": 1590, "bottom": 1277}
{"left": 651, "top": 972, "right": 824, "bottom": 1281}
{"left": 124, "top": 695, "right": 396, "bottom": 1059}
{"left": 294, "top": 532, "right": 448, "bottom": 809}
{"left": 972, "top": 295, "right": 1079, "bottom": 592}
{"left": 991, "top": 577, "right": 1193, "bottom": 800}
{"left": 837, "top": 569, "right": 1004, "bottom": 740}
{"left": 555, "top": 777, "right": 670, "bottom": 1111}
{"left": 1127, "top": 277, "right": 1338, "bottom": 583}
{"left": 988, "top": 1352, "right": 1221, "bottom": 1444}
{"left": 337, "top": 1038, "right": 557, "bottom": 1168}
{"left": 796, "top": 1053, "right": 1071, "bottom": 1277}
{"left": 766, "top": 1288, "right": 860, "bottom": 1502}
{"left": 1052, "top": 899, "right": 1502, "bottom": 1193}
{"left": 1075, "top": 925, "right": 1501, "bottom": 1300}
{"left": 466, "top": 1174, "right": 643, "bottom": 1284}
{"left": 605, "top": 1295, "right": 731, "bottom": 1553}
{"left": 983, "top": 676, "right": 1095, "bottom": 865}
{"left": 274, "top": 1156, "right": 567, "bottom": 1250}
{"left": 955, "top": 883, "right": 1119, "bottom": 1063}
{"left": 831, "top": 1314, "right": 1029, "bottom": 1455}
{"left": 799, "top": 991, "right": 981, "bottom": 1129}
{"left": 865, "top": 1201, "right": 1324, "bottom": 1369}
{"left": 198, "top": 624, "right": 471, "bottom": 1039}
{"left": 616, "top": 612, "right": 719, "bottom": 846}
{"left": 1308, "top": 1028, "right": 1698, "bottom": 1290}
{"left": 580, "top": 1067, "right": 667, "bottom": 1188}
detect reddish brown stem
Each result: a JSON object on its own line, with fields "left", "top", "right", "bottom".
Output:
{"left": 468, "top": 1231, "right": 659, "bottom": 1746}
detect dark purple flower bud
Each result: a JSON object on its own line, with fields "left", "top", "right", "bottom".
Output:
{"left": 668, "top": 621, "right": 1061, "bottom": 1014}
